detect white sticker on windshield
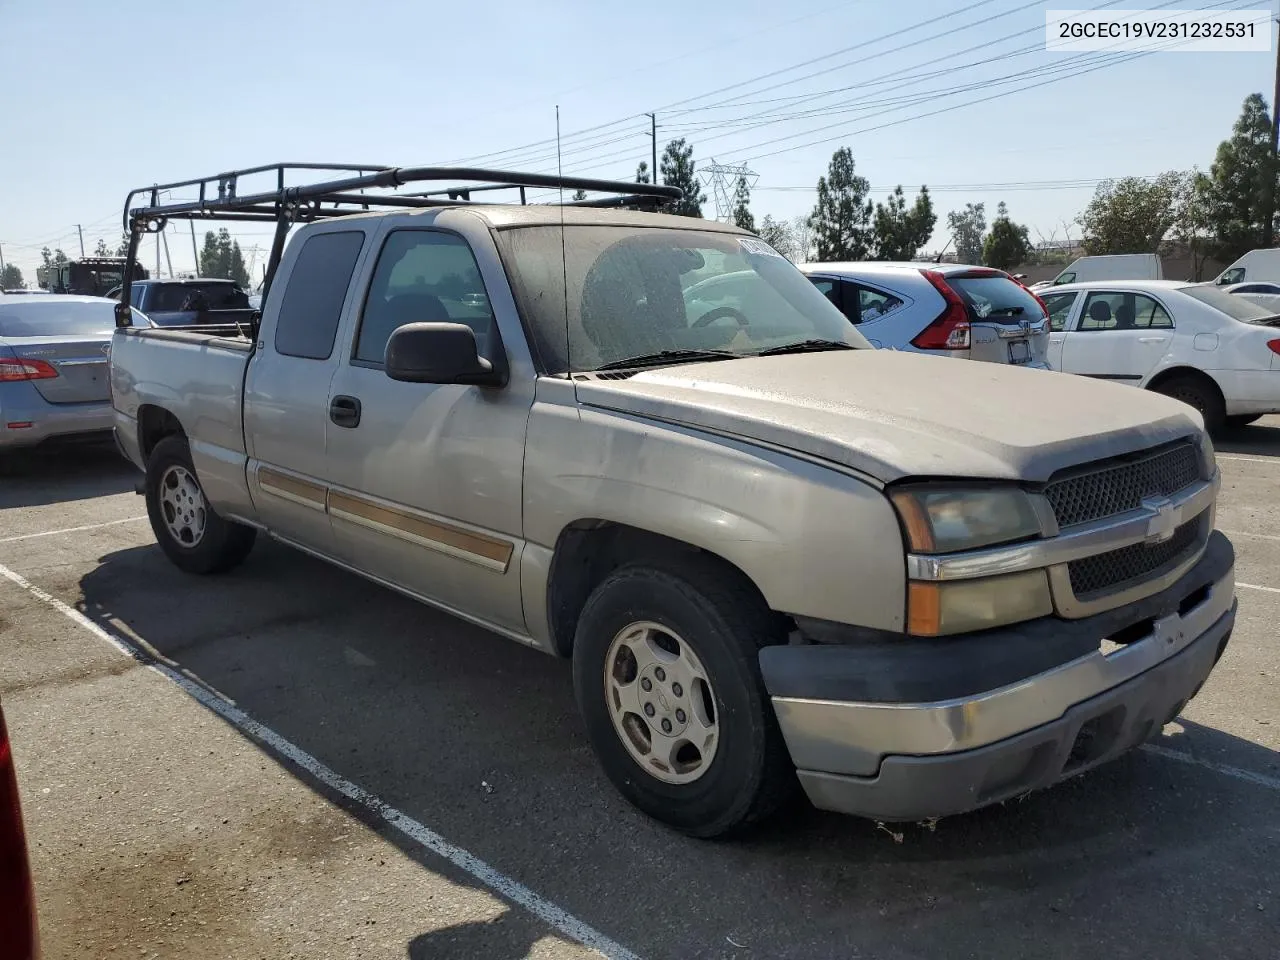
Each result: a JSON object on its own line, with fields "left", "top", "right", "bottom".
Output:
{"left": 739, "top": 238, "right": 785, "bottom": 259}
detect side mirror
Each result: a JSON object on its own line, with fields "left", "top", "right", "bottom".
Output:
{"left": 385, "top": 322, "right": 505, "bottom": 387}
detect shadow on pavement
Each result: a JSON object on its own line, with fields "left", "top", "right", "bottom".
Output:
{"left": 75, "top": 539, "right": 1279, "bottom": 960}
{"left": 1217, "top": 420, "right": 1280, "bottom": 458}
{"left": 0, "top": 440, "right": 137, "bottom": 508}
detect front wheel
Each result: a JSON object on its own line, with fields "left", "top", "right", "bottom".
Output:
{"left": 571, "top": 562, "right": 794, "bottom": 838}
{"left": 1152, "top": 375, "right": 1226, "bottom": 436}
{"left": 145, "top": 435, "right": 256, "bottom": 574}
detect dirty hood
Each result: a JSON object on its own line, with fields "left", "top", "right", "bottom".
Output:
{"left": 575, "top": 351, "right": 1203, "bottom": 484}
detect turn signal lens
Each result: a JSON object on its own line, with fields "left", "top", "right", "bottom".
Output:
{"left": 907, "top": 570, "right": 1054, "bottom": 636}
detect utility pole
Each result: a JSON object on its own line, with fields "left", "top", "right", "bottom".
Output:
{"left": 646, "top": 112, "right": 657, "bottom": 184}
{"left": 1267, "top": 17, "right": 1280, "bottom": 248}
{"left": 190, "top": 222, "right": 199, "bottom": 277}
{"left": 76, "top": 224, "right": 85, "bottom": 257}
{"left": 161, "top": 230, "right": 173, "bottom": 278}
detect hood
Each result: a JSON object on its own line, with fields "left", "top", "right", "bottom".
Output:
{"left": 575, "top": 351, "right": 1202, "bottom": 484}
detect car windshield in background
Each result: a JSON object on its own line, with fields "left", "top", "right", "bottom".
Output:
{"left": 496, "top": 226, "right": 867, "bottom": 373}
{"left": 948, "top": 273, "right": 1048, "bottom": 324}
{"left": 1180, "top": 284, "right": 1279, "bottom": 321}
{"left": 0, "top": 301, "right": 145, "bottom": 337}
{"left": 148, "top": 283, "right": 251, "bottom": 313}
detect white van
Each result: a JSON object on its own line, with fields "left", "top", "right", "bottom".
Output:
{"left": 1213, "top": 248, "right": 1280, "bottom": 286}
{"left": 1035, "top": 253, "right": 1163, "bottom": 289}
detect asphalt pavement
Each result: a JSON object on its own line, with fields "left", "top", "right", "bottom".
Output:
{"left": 1, "top": 426, "right": 1276, "bottom": 960}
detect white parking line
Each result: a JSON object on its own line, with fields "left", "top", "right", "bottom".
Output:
{"left": 0, "top": 516, "right": 147, "bottom": 544}
{"left": 1238, "top": 581, "right": 1280, "bottom": 594}
{"left": 1216, "top": 454, "right": 1279, "bottom": 466}
{"left": 1141, "top": 744, "right": 1280, "bottom": 792}
{"left": 0, "top": 560, "right": 641, "bottom": 960}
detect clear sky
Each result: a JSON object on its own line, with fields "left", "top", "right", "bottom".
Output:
{"left": 0, "top": 0, "right": 1275, "bottom": 282}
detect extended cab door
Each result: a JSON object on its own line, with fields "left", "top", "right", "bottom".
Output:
{"left": 322, "top": 223, "right": 534, "bottom": 635}
{"left": 242, "top": 226, "right": 372, "bottom": 554}
{"left": 1058, "top": 289, "right": 1174, "bottom": 383}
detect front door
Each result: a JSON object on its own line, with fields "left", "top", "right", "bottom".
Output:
{"left": 1041, "top": 291, "right": 1081, "bottom": 370}
{"left": 323, "top": 227, "right": 534, "bottom": 634}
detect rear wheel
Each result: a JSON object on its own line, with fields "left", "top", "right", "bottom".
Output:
{"left": 145, "top": 435, "right": 256, "bottom": 574}
{"left": 571, "top": 560, "right": 794, "bottom": 838}
{"left": 1152, "top": 375, "right": 1226, "bottom": 437}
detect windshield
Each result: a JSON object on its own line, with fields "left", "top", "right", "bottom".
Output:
{"left": 496, "top": 226, "right": 867, "bottom": 373}
{"left": 1179, "top": 284, "right": 1279, "bottom": 321}
{"left": 0, "top": 300, "right": 147, "bottom": 337}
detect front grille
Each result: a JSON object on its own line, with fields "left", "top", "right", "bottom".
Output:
{"left": 1046, "top": 441, "right": 1201, "bottom": 528}
{"left": 1067, "top": 518, "right": 1201, "bottom": 597}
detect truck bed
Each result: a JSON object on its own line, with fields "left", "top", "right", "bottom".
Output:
{"left": 109, "top": 326, "right": 256, "bottom": 520}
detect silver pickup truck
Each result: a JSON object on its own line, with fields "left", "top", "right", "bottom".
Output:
{"left": 109, "top": 167, "right": 1237, "bottom": 838}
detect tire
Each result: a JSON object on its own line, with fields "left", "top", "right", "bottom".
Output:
{"left": 1152, "top": 375, "right": 1226, "bottom": 437}
{"left": 1226, "top": 414, "right": 1262, "bottom": 430}
{"left": 145, "top": 435, "right": 256, "bottom": 574}
{"left": 571, "top": 560, "right": 795, "bottom": 838}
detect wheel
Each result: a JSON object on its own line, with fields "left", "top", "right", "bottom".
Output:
{"left": 1152, "top": 375, "right": 1226, "bottom": 436}
{"left": 1226, "top": 414, "right": 1262, "bottom": 430}
{"left": 571, "top": 561, "right": 795, "bottom": 838}
{"left": 145, "top": 435, "right": 256, "bottom": 574}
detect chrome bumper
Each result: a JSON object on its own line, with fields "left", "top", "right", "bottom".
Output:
{"left": 766, "top": 538, "right": 1236, "bottom": 821}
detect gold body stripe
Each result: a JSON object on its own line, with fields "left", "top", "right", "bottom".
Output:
{"left": 327, "top": 491, "right": 513, "bottom": 572}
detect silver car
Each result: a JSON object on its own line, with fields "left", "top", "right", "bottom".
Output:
{"left": 0, "top": 295, "right": 148, "bottom": 450}
{"left": 798, "top": 261, "right": 1052, "bottom": 368}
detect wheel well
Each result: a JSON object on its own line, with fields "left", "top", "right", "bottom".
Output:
{"left": 544, "top": 521, "right": 775, "bottom": 658}
{"left": 1147, "top": 366, "right": 1224, "bottom": 402}
{"left": 137, "top": 405, "right": 185, "bottom": 461}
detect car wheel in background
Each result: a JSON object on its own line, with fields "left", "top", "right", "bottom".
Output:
{"left": 1152, "top": 375, "right": 1226, "bottom": 437}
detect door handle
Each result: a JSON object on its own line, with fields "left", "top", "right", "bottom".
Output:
{"left": 329, "top": 395, "right": 361, "bottom": 428}
{"left": 1137, "top": 337, "right": 1169, "bottom": 343}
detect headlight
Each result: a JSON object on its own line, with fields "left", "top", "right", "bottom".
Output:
{"left": 1199, "top": 432, "right": 1216, "bottom": 476}
{"left": 907, "top": 571, "right": 1054, "bottom": 636}
{"left": 889, "top": 485, "right": 1042, "bottom": 554}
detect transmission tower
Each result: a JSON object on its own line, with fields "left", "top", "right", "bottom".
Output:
{"left": 699, "top": 159, "right": 758, "bottom": 222}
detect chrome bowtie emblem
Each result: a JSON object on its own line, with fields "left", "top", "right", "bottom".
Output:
{"left": 1142, "top": 496, "right": 1178, "bottom": 544}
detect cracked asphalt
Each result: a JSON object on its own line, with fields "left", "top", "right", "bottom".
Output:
{"left": 1, "top": 421, "right": 1277, "bottom": 960}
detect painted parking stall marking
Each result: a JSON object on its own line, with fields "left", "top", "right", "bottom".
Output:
{"left": 0, "top": 559, "right": 643, "bottom": 960}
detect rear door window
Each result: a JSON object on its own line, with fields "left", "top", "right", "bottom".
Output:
{"left": 947, "top": 272, "right": 1048, "bottom": 324}
{"left": 274, "top": 231, "right": 366, "bottom": 360}
{"left": 1041, "top": 292, "right": 1079, "bottom": 331}
{"left": 1079, "top": 291, "right": 1172, "bottom": 330}
{"left": 839, "top": 281, "right": 904, "bottom": 323}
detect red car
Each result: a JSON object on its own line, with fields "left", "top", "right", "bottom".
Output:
{"left": 0, "top": 696, "right": 39, "bottom": 958}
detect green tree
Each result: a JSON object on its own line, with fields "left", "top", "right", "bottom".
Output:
{"left": 1079, "top": 173, "right": 1180, "bottom": 255}
{"left": 115, "top": 235, "right": 130, "bottom": 256}
{"left": 757, "top": 214, "right": 794, "bottom": 259}
{"left": 809, "top": 147, "right": 874, "bottom": 261}
{"left": 93, "top": 238, "right": 112, "bottom": 257}
{"left": 1171, "top": 169, "right": 1216, "bottom": 281}
{"left": 571, "top": 189, "right": 587, "bottom": 201}
{"left": 946, "top": 203, "right": 987, "bottom": 264}
{"left": 199, "top": 228, "right": 250, "bottom": 287}
{"left": 1, "top": 264, "right": 24, "bottom": 288}
{"left": 40, "top": 247, "right": 68, "bottom": 269}
{"left": 982, "top": 202, "right": 1031, "bottom": 270}
{"left": 872, "top": 185, "right": 935, "bottom": 260}
{"left": 731, "top": 175, "right": 755, "bottom": 232}
{"left": 635, "top": 161, "right": 650, "bottom": 184}
{"left": 659, "top": 138, "right": 705, "bottom": 217}
{"left": 1207, "top": 93, "right": 1277, "bottom": 262}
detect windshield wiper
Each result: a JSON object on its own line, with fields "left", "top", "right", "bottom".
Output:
{"left": 595, "top": 348, "right": 738, "bottom": 371}
{"left": 752, "top": 338, "right": 857, "bottom": 357}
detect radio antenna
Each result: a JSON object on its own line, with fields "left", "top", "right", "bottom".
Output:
{"left": 557, "top": 104, "right": 575, "bottom": 395}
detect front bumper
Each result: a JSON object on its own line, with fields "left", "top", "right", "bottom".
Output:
{"left": 763, "top": 531, "right": 1236, "bottom": 821}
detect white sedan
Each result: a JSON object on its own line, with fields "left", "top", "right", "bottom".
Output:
{"left": 1040, "top": 279, "right": 1280, "bottom": 434}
